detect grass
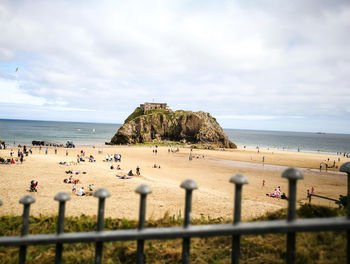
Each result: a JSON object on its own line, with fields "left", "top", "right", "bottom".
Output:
{"left": 0, "top": 204, "right": 346, "bottom": 263}
{"left": 124, "top": 107, "right": 144, "bottom": 124}
{"left": 135, "top": 141, "right": 186, "bottom": 147}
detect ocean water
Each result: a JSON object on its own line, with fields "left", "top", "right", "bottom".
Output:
{"left": 224, "top": 129, "right": 350, "bottom": 154}
{"left": 0, "top": 119, "right": 350, "bottom": 153}
{"left": 0, "top": 119, "right": 121, "bottom": 146}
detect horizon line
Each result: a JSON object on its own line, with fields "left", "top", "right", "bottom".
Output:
{"left": 1, "top": 117, "right": 349, "bottom": 135}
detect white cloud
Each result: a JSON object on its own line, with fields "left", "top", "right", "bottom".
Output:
{"left": 216, "top": 115, "right": 304, "bottom": 121}
{"left": 0, "top": 79, "right": 46, "bottom": 105}
{"left": 0, "top": 0, "right": 349, "bottom": 131}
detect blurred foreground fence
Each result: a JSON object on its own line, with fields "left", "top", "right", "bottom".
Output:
{"left": 1, "top": 163, "right": 350, "bottom": 264}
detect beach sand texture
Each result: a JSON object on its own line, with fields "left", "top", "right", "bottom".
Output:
{"left": 0, "top": 146, "right": 348, "bottom": 220}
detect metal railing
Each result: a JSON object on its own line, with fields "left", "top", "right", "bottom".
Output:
{"left": 1, "top": 162, "right": 350, "bottom": 264}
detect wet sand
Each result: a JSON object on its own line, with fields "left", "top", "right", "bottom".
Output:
{"left": 0, "top": 146, "right": 348, "bottom": 220}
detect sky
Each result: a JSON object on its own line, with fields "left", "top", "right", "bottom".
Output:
{"left": 0, "top": 0, "right": 349, "bottom": 133}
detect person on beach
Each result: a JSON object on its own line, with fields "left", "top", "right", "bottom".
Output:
{"left": 281, "top": 193, "right": 288, "bottom": 199}
{"left": 72, "top": 184, "right": 76, "bottom": 193}
{"left": 262, "top": 156, "right": 265, "bottom": 165}
{"left": 262, "top": 180, "right": 265, "bottom": 187}
{"left": 55, "top": 147, "right": 57, "bottom": 154}
{"left": 66, "top": 150, "right": 68, "bottom": 156}
{"left": 30, "top": 180, "right": 38, "bottom": 192}
{"left": 136, "top": 166, "right": 140, "bottom": 176}
{"left": 77, "top": 187, "right": 85, "bottom": 196}
{"left": 45, "top": 148, "right": 48, "bottom": 155}
{"left": 319, "top": 163, "right": 322, "bottom": 171}
{"left": 311, "top": 187, "right": 315, "bottom": 194}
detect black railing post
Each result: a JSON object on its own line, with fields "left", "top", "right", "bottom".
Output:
{"left": 180, "top": 179, "right": 198, "bottom": 264}
{"left": 19, "top": 195, "right": 35, "bottom": 264}
{"left": 93, "top": 189, "right": 111, "bottom": 264}
{"left": 54, "top": 192, "right": 70, "bottom": 264}
{"left": 340, "top": 162, "right": 350, "bottom": 264}
{"left": 282, "top": 168, "right": 303, "bottom": 264}
{"left": 135, "top": 184, "right": 152, "bottom": 264}
{"left": 229, "top": 174, "right": 248, "bottom": 264}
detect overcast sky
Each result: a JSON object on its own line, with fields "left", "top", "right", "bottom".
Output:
{"left": 0, "top": 0, "right": 349, "bottom": 133}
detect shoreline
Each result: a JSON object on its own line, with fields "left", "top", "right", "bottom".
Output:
{"left": 3, "top": 142, "right": 347, "bottom": 159}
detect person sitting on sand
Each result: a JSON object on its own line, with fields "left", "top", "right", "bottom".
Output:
{"left": 72, "top": 184, "right": 76, "bottom": 193}
{"left": 128, "top": 170, "right": 134, "bottom": 176}
{"left": 281, "top": 193, "right": 288, "bottom": 199}
{"left": 89, "top": 155, "right": 96, "bottom": 162}
{"left": 89, "top": 184, "right": 94, "bottom": 192}
{"left": 77, "top": 187, "right": 85, "bottom": 196}
{"left": 116, "top": 165, "right": 121, "bottom": 170}
{"left": 266, "top": 189, "right": 279, "bottom": 198}
{"left": 30, "top": 180, "right": 38, "bottom": 192}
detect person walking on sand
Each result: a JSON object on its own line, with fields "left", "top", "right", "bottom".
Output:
{"left": 262, "top": 156, "right": 265, "bottom": 165}
{"left": 262, "top": 180, "right": 265, "bottom": 187}
{"left": 45, "top": 148, "right": 48, "bottom": 155}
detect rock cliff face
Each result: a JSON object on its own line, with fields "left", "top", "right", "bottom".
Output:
{"left": 110, "top": 107, "right": 236, "bottom": 148}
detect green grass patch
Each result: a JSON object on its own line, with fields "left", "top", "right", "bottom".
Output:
{"left": 124, "top": 107, "right": 144, "bottom": 124}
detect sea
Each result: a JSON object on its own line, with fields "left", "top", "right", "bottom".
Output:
{"left": 1, "top": 119, "right": 350, "bottom": 154}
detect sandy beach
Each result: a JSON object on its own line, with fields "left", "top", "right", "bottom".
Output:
{"left": 0, "top": 146, "right": 348, "bottom": 220}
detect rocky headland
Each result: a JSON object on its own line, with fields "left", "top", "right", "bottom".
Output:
{"left": 109, "top": 106, "right": 236, "bottom": 148}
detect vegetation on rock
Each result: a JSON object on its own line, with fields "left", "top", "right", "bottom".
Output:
{"left": 110, "top": 107, "right": 236, "bottom": 148}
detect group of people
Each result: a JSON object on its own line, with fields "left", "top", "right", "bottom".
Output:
{"left": 127, "top": 166, "right": 141, "bottom": 176}
{"left": 72, "top": 184, "right": 95, "bottom": 196}
{"left": 75, "top": 184, "right": 95, "bottom": 196}
{"left": 110, "top": 164, "right": 121, "bottom": 170}
{"left": 9, "top": 145, "right": 33, "bottom": 164}
{"left": 105, "top": 154, "right": 122, "bottom": 162}
{"left": 320, "top": 158, "right": 340, "bottom": 171}
{"left": 266, "top": 186, "right": 288, "bottom": 199}
{"left": 337, "top": 152, "right": 350, "bottom": 158}
{"left": 64, "top": 175, "right": 80, "bottom": 184}
{"left": 168, "top": 147, "right": 179, "bottom": 153}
